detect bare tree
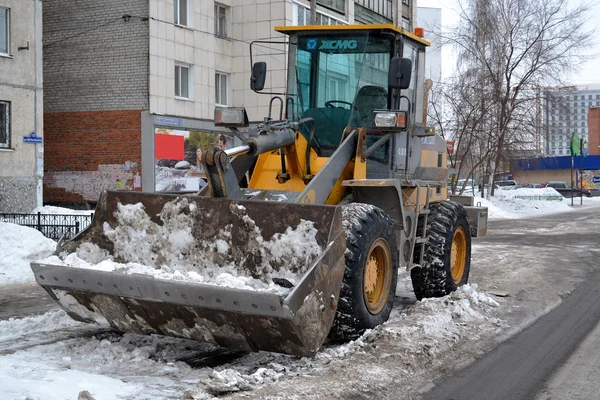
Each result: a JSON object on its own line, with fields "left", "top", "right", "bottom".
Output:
{"left": 440, "top": 0, "right": 594, "bottom": 196}
{"left": 429, "top": 77, "right": 496, "bottom": 195}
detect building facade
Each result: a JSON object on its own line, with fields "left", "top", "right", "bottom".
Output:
{"left": 544, "top": 85, "right": 600, "bottom": 156}
{"left": 588, "top": 107, "right": 600, "bottom": 156}
{"left": 43, "top": 0, "right": 416, "bottom": 205}
{"left": 0, "top": 0, "right": 43, "bottom": 213}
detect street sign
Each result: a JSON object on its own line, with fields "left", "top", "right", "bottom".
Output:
{"left": 446, "top": 141, "right": 455, "bottom": 155}
{"left": 23, "top": 132, "right": 42, "bottom": 144}
{"left": 155, "top": 117, "right": 183, "bottom": 127}
{"left": 593, "top": 176, "right": 600, "bottom": 184}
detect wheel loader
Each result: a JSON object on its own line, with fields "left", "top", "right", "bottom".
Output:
{"left": 31, "top": 24, "right": 487, "bottom": 357}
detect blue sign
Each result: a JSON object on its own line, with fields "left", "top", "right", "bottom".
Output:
{"left": 593, "top": 176, "right": 600, "bottom": 184}
{"left": 155, "top": 117, "right": 183, "bottom": 127}
{"left": 23, "top": 132, "right": 42, "bottom": 144}
{"left": 306, "top": 38, "right": 317, "bottom": 50}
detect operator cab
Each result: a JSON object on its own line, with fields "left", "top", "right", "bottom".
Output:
{"left": 252, "top": 25, "right": 429, "bottom": 178}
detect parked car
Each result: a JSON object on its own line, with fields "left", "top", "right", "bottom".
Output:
{"left": 541, "top": 181, "right": 591, "bottom": 198}
{"left": 496, "top": 180, "right": 518, "bottom": 187}
{"left": 542, "top": 181, "right": 570, "bottom": 189}
{"left": 587, "top": 188, "right": 600, "bottom": 197}
{"left": 521, "top": 183, "right": 541, "bottom": 188}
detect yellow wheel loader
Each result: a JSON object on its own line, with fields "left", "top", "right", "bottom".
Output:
{"left": 31, "top": 25, "right": 487, "bottom": 357}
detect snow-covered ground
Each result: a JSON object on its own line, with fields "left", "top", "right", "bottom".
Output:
{"left": 469, "top": 187, "right": 600, "bottom": 219}
{"left": 0, "top": 282, "right": 501, "bottom": 400}
{"left": 2, "top": 195, "right": 599, "bottom": 399}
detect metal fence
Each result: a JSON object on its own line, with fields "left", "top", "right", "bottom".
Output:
{"left": 0, "top": 212, "right": 94, "bottom": 240}
{"left": 512, "top": 195, "right": 565, "bottom": 201}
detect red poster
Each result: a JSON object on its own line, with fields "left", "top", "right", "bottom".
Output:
{"left": 446, "top": 141, "right": 455, "bottom": 155}
{"left": 155, "top": 134, "right": 185, "bottom": 160}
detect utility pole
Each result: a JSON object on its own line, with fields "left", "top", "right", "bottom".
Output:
{"left": 310, "top": 0, "right": 317, "bottom": 24}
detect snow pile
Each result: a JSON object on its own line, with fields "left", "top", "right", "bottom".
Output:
{"left": 183, "top": 284, "right": 503, "bottom": 397}
{"left": 200, "top": 363, "right": 287, "bottom": 395}
{"left": 0, "top": 222, "right": 56, "bottom": 285}
{"left": 314, "top": 283, "right": 502, "bottom": 363}
{"left": 47, "top": 198, "right": 323, "bottom": 294}
{"left": 0, "top": 309, "right": 85, "bottom": 342}
{"left": 33, "top": 205, "right": 95, "bottom": 215}
{"left": 474, "top": 187, "right": 572, "bottom": 219}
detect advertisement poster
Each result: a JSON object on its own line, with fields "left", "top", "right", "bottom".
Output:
{"left": 154, "top": 129, "right": 231, "bottom": 193}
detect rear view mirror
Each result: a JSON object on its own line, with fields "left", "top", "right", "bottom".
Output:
{"left": 388, "top": 57, "right": 412, "bottom": 90}
{"left": 251, "top": 62, "right": 267, "bottom": 91}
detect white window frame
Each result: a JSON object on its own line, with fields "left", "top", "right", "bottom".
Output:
{"left": 293, "top": 2, "right": 347, "bottom": 26}
{"left": 174, "top": 0, "right": 190, "bottom": 27}
{"left": 0, "top": 101, "right": 10, "bottom": 149}
{"left": 175, "top": 63, "right": 193, "bottom": 100}
{"left": 0, "top": 7, "right": 10, "bottom": 56}
{"left": 215, "top": 72, "right": 229, "bottom": 106}
{"left": 215, "top": 4, "right": 228, "bottom": 38}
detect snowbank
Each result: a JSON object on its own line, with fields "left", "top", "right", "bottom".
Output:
{"left": 0, "top": 222, "right": 56, "bottom": 286}
{"left": 473, "top": 187, "right": 573, "bottom": 219}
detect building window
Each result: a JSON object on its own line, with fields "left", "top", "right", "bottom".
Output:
{"left": 215, "top": 72, "right": 229, "bottom": 105}
{"left": 0, "top": 7, "right": 9, "bottom": 55}
{"left": 355, "top": 0, "right": 393, "bottom": 20}
{"left": 318, "top": 0, "right": 346, "bottom": 14}
{"left": 215, "top": 4, "right": 228, "bottom": 38}
{"left": 175, "top": 64, "right": 191, "bottom": 99}
{"left": 0, "top": 101, "right": 9, "bottom": 149}
{"left": 295, "top": 3, "right": 345, "bottom": 26}
{"left": 174, "top": 0, "right": 189, "bottom": 26}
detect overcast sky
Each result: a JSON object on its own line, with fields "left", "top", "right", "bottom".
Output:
{"left": 417, "top": 0, "right": 600, "bottom": 86}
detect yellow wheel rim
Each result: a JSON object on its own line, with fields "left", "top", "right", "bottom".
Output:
{"left": 363, "top": 238, "right": 392, "bottom": 314}
{"left": 450, "top": 226, "right": 467, "bottom": 284}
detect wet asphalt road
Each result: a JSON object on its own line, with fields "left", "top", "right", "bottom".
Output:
{"left": 0, "top": 284, "right": 56, "bottom": 320}
{"left": 423, "top": 205, "right": 600, "bottom": 400}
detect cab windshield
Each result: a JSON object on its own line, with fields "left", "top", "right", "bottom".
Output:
{"left": 286, "top": 33, "right": 393, "bottom": 152}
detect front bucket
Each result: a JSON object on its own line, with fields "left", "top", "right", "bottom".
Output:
{"left": 31, "top": 191, "right": 346, "bottom": 356}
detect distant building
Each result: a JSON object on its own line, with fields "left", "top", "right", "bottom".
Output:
{"left": 544, "top": 85, "right": 600, "bottom": 156}
{"left": 0, "top": 0, "right": 43, "bottom": 213}
{"left": 588, "top": 107, "right": 600, "bottom": 156}
{"left": 512, "top": 155, "right": 600, "bottom": 188}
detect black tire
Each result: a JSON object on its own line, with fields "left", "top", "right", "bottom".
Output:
{"left": 411, "top": 200, "right": 471, "bottom": 300}
{"left": 329, "top": 203, "right": 399, "bottom": 340}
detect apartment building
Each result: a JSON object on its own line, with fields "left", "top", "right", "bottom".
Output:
{"left": 0, "top": 0, "right": 43, "bottom": 213}
{"left": 43, "top": 0, "right": 416, "bottom": 205}
{"left": 544, "top": 85, "right": 600, "bottom": 156}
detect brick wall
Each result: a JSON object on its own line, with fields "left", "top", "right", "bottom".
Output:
{"left": 589, "top": 108, "right": 600, "bottom": 156}
{"left": 44, "top": 110, "right": 142, "bottom": 204}
{"left": 43, "top": 0, "right": 149, "bottom": 113}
